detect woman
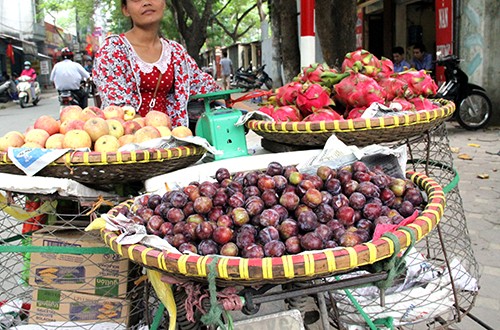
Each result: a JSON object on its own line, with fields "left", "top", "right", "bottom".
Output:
{"left": 93, "top": 0, "right": 220, "bottom": 127}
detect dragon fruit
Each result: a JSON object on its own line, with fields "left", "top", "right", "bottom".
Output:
{"left": 303, "top": 108, "right": 342, "bottom": 122}
{"left": 257, "top": 104, "right": 275, "bottom": 117}
{"left": 377, "top": 57, "right": 395, "bottom": 80}
{"left": 296, "top": 63, "right": 329, "bottom": 84}
{"left": 295, "top": 83, "right": 334, "bottom": 117}
{"left": 377, "top": 77, "right": 413, "bottom": 101}
{"left": 271, "top": 105, "right": 303, "bottom": 122}
{"left": 346, "top": 107, "right": 367, "bottom": 119}
{"left": 333, "top": 72, "right": 386, "bottom": 108}
{"left": 275, "top": 81, "right": 303, "bottom": 106}
{"left": 341, "top": 49, "right": 382, "bottom": 78}
{"left": 396, "top": 70, "right": 438, "bottom": 97}
{"left": 389, "top": 97, "right": 416, "bottom": 111}
{"left": 408, "top": 96, "right": 440, "bottom": 111}
{"left": 319, "top": 71, "right": 350, "bottom": 89}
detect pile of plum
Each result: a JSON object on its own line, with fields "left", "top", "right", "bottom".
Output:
{"left": 119, "top": 161, "right": 425, "bottom": 258}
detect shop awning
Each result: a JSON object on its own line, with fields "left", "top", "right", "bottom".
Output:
{"left": 37, "top": 53, "right": 51, "bottom": 59}
{"left": 0, "top": 34, "right": 38, "bottom": 56}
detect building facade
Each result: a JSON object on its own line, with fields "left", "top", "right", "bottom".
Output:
{"left": 356, "top": 0, "right": 500, "bottom": 124}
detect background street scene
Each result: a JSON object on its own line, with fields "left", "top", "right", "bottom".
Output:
{"left": 1, "top": 91, "right": 498, "bottom": 329}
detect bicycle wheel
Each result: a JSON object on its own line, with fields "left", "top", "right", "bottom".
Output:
{"left": 456, "top": 89, "right": 492, "bottom": 130}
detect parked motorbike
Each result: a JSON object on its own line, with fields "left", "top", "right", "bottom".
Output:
{"left": 0, "top": 79, "right": 16, "bottom": 103}
{"left": 435, "top": 54, "right": 492, "bottom": 130}
{"left": 230, "top": 64, "right": 273, "bottom": 91}
{"left": 17, "top": 75, "right": 41, "bottom": 108}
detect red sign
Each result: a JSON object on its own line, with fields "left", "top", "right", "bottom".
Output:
{"left": 435, "top": 0, "right": 453, "bottom": 84}
{"left": 355, "top": 9, "right": 364, "bottom": 49}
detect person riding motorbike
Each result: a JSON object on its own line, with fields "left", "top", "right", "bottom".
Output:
{"left": 20, "top": 61, "right": 38, "bottom": 101}
{"left": 50, "top": 47, "right": 91, "bottom": 108}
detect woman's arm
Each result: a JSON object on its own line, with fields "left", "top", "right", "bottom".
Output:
{"left": 93, "top": 36, "right": 140, "bottom": 109}
{"left": 173, "top": 42, "right": 220, "bottom": 96}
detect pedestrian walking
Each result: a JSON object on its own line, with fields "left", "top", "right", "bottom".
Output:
{"left": 220, "top": 51, "right": 233, "bottom": 90}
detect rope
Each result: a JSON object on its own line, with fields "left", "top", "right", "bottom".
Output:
{"left": 199, "top": 257, "right": 233, "bottom": 330}
{"left": 85, "top": 195, "right": 116, "bottom": 216}
{"left": 334, "top": 226, "right": 417, "bottom": 329}
{"left": 334, "top": 279, "right": 380, "bottom": 330}
{"left": 150, "top": 303, "right": 165, "bottom": 330}
{"left": 372, "top": 227, "right": 416, "bottom": 290}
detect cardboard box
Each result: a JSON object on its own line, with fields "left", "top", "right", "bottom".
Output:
{"left": 29, "top": 288, "right": 131, "bottom": 326}
{"left": 29, "top": 229, "right": 133, "bottom": 297}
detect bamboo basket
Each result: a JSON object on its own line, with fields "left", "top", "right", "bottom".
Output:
{"left": 100, "top": 171, "right": 445, "bottom": 286}
{"left": 0, "top": 145, "right": 206, "bottom": 185}
{"left": 246, "top": 99, "right": 455, "bottom": 147}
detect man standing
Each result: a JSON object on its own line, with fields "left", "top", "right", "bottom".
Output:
{"left": 50, "top": 47, "right": 90, "bottom": 108}
{"left": 411, "top": 43, "right": 433, "bottom": 71}
{"left": 392, "top": 46, "right": 411, "bottom": 73}
{"left": 220, "top": 50, "right": 233, "bottom": 90}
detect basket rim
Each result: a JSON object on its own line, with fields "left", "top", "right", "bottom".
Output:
{"left": 0, "top": 144, "right": 206, "bottom": 167}
{"left": 100, "top": 171, "right": 445, "bottom": 283}
{"left": 246, "top": 99, "right": 455, "bottom": 134}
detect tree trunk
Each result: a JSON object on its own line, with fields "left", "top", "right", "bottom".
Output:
{"left": 169, "top": 0, "right": 215, "bottom": 66}
{"left": 271, "top": 0, "right": 300, "bottom": 83}
{"left": 316, "top": 0, "right": 357, "bottom": 68}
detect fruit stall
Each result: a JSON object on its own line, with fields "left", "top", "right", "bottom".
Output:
{"left": 0, "top": 49, "right": 480, "bottom": 329}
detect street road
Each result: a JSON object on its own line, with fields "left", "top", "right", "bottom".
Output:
{"left": 0, "top": 92, "right": 98, "bottom": 136}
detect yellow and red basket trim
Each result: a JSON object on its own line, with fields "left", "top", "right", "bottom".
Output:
{"left": 0, "top": 145, "right": 206, "bottom": 185}
{"left": 0, "top": 145, "right": 205, "bottom": 167}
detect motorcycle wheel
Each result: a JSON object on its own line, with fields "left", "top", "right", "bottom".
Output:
{"left": 33, "top": 97, "right": 39, "bottom": 106}
{"left": 264, "top": 77, "right": 273, "bottom": 90}
{"left": 456, "top": 89, "right": 492, "bottom": 130}
{"left": 20, "top": 96, "right": 27, "bottom": 108}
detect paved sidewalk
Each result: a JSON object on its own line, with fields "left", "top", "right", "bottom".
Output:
{"left": 445, "top": 122, "right": 500, "bottom": 329}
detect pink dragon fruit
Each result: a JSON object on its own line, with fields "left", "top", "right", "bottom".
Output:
{"left": 275, "top": 81, "right": 303, "bottom": 106}
{"left": 341, "top": 49, "right": 382, "bottom": 78}
{"left": 346, "top": 107, "right": 367, "bottom": 119}
{"left": 272, "top": 105, "right": 303, "bottom": 122}
{"left": 408, "top": 96, "right": 440, "bottom": 111}
{"left": 333, "top": 72, "right": 386, "bottom": 108}
{"left": 295, "top": 83, "right": 335, "bottom": 117}
{"left": 377, "top": 77, "right": 413, "bottom": 101}
{"left": 295, "top": 63, "right": 330, "bottom": 84}
{"left": 396, "top": 70, "right": 438, "bottom": 97}
{"left": 303, "top": 108, "right": 342, "bottom": 122}
{"left": 257, "top": 104, "right": 275, "bottom": 117}
{"left": 389, "top": 97, "right": 416, "bottom": 111}
{"left": 376, "top": 57, "right": 395, "bottom": 80}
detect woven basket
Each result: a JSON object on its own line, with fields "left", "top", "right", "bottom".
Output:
{"left": 246, "top": 99, "right": 455, "bottom": 147}
{"left": 100, "top": 171, "right": 445, "bottom": 286}
{"left": 0, "top": 145, "right": 206, "bottom": 185}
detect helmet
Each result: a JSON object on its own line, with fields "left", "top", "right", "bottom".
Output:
{"left": 61, "top": 47, "right": 74, "bottom": 60}
{"left": 24, "top": 61, "right": 31, "bottom": 67}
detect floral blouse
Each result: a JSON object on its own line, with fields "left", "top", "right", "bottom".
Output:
{"left": 92, "top": 34, "right": 220, "bottom": 127}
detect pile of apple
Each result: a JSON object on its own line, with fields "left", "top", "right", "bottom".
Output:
{"left": 115, "top": 161, "right": 426, "bottom": 258}
{"left": 0, "top": 105, "right": 193, "bottom": 153}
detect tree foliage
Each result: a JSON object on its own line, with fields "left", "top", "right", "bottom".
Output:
{"left": 39, "top": 0, "right": 358, "bottom": 87}
{"left": 210, "top": 0, "right": 262, "bottom": 45}
{"left": 39, "top": 0, "right": 100, "bottom": 46}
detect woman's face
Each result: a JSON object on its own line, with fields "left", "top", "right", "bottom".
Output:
{"left": 122, "top": 0, "right": 165, "bottom": 27}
